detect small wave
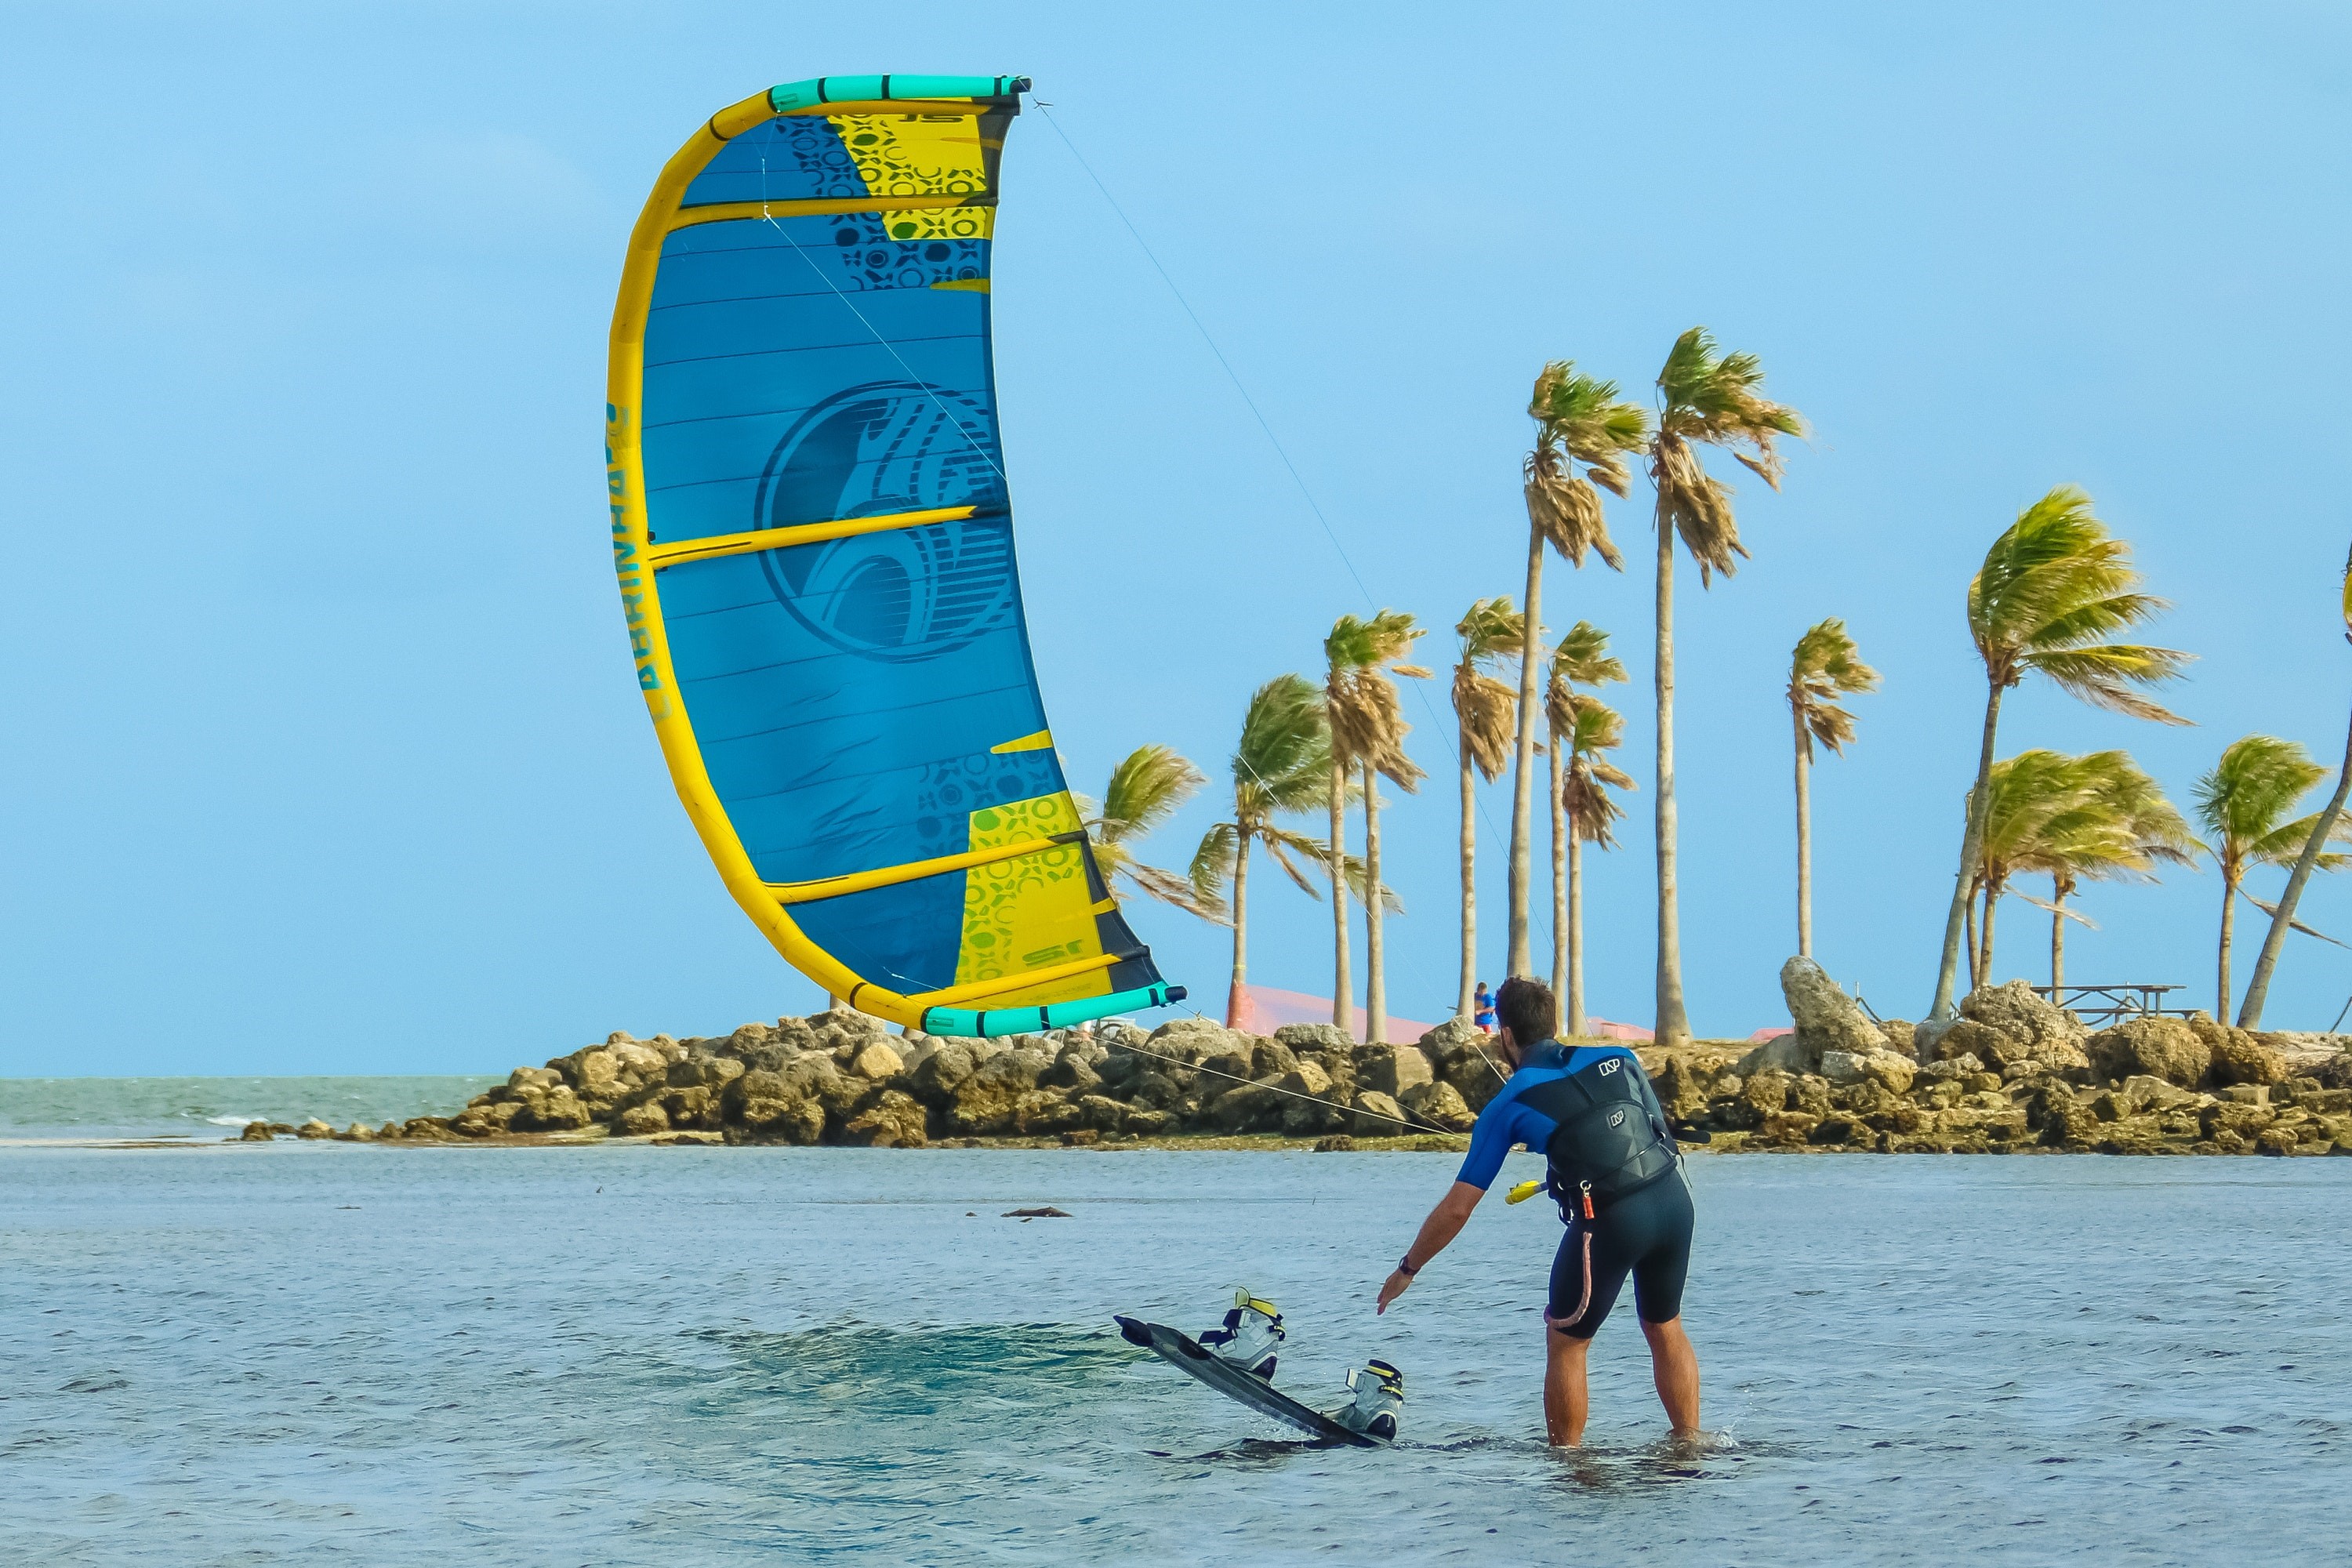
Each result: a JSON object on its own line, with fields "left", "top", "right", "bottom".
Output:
{"left": 205, "top": 1116, "right": 262, "bottom": 1128}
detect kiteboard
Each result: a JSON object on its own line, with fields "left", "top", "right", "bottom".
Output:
{"left": 1114, "top": 1316, "right": 1385, "bottom": 1447}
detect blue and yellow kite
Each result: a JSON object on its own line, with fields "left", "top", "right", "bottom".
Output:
{"left": 604, "top": 74, "right": 1182, "bottom": 1037}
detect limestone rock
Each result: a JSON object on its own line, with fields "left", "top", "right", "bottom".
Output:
{"left": 1280, "top": 1091, "right": 1347, "bottom": 1138}
{"left": 668, "top": 1056, "right": 746, "bottom": 1090}
{"left": 338, "top": 1122, "right": 375, "bottom": 1142}
{"left": 662, "top": 1085, "right": 720, "bottom": 1129}
{"left": 908, "top": 1041, "right": 980, "bottom": 1104}
{"left": 2253, "top": 1031, "right": 2352, "bottom": 1079}
{"left": 238, "top": 1121, "right": 274, "bottom": 1141}
{"left": 1877, "top": 1018, "right": 1918, "bottom": 1058}
{"left": 1649, "top": 1057, "right": 1713, "bottom": 1123}
{"left": 1206, "top": 1080, "right": 1284, "bottom": 1134}
{"left": 295, "top": 1119, "right": 334, "bottom": 1140}
{"left": 1074, "top": 1094, "right": 1129, "bottom": 1134}
{"left": 615, "top": 1102, "right": 671, "bottom": 1137}
{"left": 740, "top": 1096, "right": 826, "bottom": 1145}
{"left": 1820, "top": 1050, "right": 1870, "bottom": 1086}
{"left": 1275, "top": 1022, "right": 1356, "bottom": 1054}
{"left": 1400, "top": 1080, "right": 1473, "bottom": 1133}
{"left": 1863, "top": 1054, "right": 1916, "bottom": 1094}
{"left": 848, "top": 1043, "right": 905, "bottom": 1082}
{"left": 2086, "top": 1017, "right": 2209, "bottom": 1087}
{"left": 1733, "top": 1034, "right": 1809, "bottom": 1076}
{"left": 1961, "top": 981, "right": 2090, "bottom": 1072}
{"left": 1276, "top": 1061, "right": 1333, "bottom": 1099}
{"left": 843, "top": 1090, "right": 928, "bottom": 1148}
{"left": 2191, "top": 1014, "right": 2287, "bottom": 1087}
{"left": 1933, "top": 1018, "right": 2012, "bottom": 1065}
{"left": 1123, "top": 1108, "right": 1174, "bottom": 1135}
{"left": 1350, "top": 1090, "right": 1407, "bottom": 1136}
{"left": 1356, "top": 1042, "right": 1435, "bottom": 1097}
{"left": 1006, "top": 1088, "right": 1084, "bottom": 1136}
{"left": 1779, "top": 956, "right": 1887, "bottom": 1070}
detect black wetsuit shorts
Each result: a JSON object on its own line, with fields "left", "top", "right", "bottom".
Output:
{"left": 1546, "top": 1170, "right": 1693, "bottom": 1338}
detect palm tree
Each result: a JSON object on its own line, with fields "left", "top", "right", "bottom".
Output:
{"left": 1511, "top": 364, "right": 1646, "bottom": 978}
{"left": 1188, "top": 675, "right": 1335, "bottom": 1029}
{"left": 1973, "top": 752, "right": 2079, "bottom": 988}
{"left": 2193, "top": 735, "right": 2352, "bottom": 1022}
{"left": 1556, "top": 691, "right": 1635, "bottom": 1037}
{"left": 2006, "top": 751, "right": 2196, "bottom": 988}
{"left": 1927, "top": 486, "right": 2190, "bottom": 1019}
{"left": 1080, "top": 744, "right": 1223, "bottom": 920}
{"left": 1336, "top": 611, "right": 1421, "bottom": 1044}
{"left": 1327, "top": 612, "right": 1430, "bottom": 1044}
{"left": 2238, "top": 544, "right": 2352, "bottom": 1028}
{"left": 1545, "top": 622, "right": 1629, "bottom": 1021}
{"left": 1452, "top": 597, "right": 1526, "bottom": 1017}
{"left": 1787, "top": 619, "right": 1878, "bottom": 961}
{"left": 1646, "top": 328, "right": 1804, "bottom": 1047}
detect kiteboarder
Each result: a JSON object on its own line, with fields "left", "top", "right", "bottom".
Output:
{"left": 1374, "top": 976, "right": 1700, "bottom": 1447}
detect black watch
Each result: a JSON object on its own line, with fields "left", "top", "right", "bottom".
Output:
{"left": 1396, "top": 1254, "right": 1419, "bottom": 1277}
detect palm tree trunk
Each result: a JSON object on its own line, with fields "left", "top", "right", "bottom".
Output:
{"left": 1364, "top": 762, "right": 1388, "bottom": 1045}
{"left": 1458, "top": 729, "right": 1478, "bottom": 1018}
{"left": 1793, "top": 704, "right": 1813, "bottom": 960}
{"left": 2238, "top": 701, "right": 2352, "bottom": 1027}
{"left": 1964, "top": 889, "right": 1980, "bottom": 994}
{"left": 1930, "top": 685, "right": 2007, "bottom": 1017}
{"left": 1980, "top": 881, "right": 2000, "bottom": 985}
{"left": 1568, "top": 809, "right": 1588, "bottom": 1038}
{"left": 2049, "top": 887, "right": 2067, "bottom": 989}
{"left": 1550, "top": 732, "right": 1569, "bottom": 1007}
{"left": 1329, "top": 746, "right": 1352, "bottom": 1038}
{"left": 1225, "top": 828, "right": 1253, "bottom": 1028}
{"left": 1654, "top": 521, "right": 1692, "bottom": 1047}
{"left": 2217, "top": 873, "right": 2237, "bottom": 1023}
{"left": 1507, "top": 526, "right": 1544, "bottom": 978}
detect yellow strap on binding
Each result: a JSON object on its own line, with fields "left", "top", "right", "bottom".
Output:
{"left": 1505, "top": 1178, "right": 1546, "bottom": 1206}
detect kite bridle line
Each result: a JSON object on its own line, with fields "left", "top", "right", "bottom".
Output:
{"left": 1032, "top": 101, "right": 1558, "bottom": 974}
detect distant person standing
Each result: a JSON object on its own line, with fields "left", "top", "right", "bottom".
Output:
{"left": 1473, "top": 982, "right": 1497, "bottom": 1035}
{"left": 1376, "top": 976, "right": 1699, "bottom": 1446}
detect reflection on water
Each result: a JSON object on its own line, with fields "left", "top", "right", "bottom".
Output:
{"left": 0, "top": 1145, "right": 2346, "bottom": 1563}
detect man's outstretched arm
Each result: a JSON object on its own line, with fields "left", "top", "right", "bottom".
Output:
{"left": 1375, "top": 1181, "right": 1484, "bottom": 1312}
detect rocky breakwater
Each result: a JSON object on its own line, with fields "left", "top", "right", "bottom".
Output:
{"left": 1641, "top": 960, "right": 2352, "bottom": 1156}
{"left": 238, "top": 1009, "right": 1521, "bottom": 1148}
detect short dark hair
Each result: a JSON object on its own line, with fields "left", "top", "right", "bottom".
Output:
{"left": 1494, "top": 976, "right": 1557, "bottom": 1044}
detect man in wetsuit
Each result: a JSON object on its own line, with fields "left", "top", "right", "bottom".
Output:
{"left": 1374, "top": 976, "right": 1699, "bottom": 1446}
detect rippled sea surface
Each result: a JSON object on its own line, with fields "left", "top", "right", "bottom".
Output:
{"left": 3, "top": 1142, "right": 2347, "bottom": 1565}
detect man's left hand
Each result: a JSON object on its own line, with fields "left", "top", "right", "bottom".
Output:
{"left": 1376, "top": 1269, "right": 1412, "bottom": 1314}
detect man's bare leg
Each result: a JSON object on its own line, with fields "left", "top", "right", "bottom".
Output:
{"left": 1544, "top": 1327, "right": 1590, "bottom": 1446}
{"left": 1639, "top": 1316, "right": 1700, "bottom": 1436}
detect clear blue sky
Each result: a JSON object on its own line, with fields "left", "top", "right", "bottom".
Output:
{"left": 7, "top": 1, "right": 2350, "bottom": 1075}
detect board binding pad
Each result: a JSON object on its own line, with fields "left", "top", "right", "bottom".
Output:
{"left": 1115, "top": 1316, "right": 1385, "bottom": 1447}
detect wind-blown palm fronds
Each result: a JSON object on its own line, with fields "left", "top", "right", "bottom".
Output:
{"left": 1544, "top": 620, "right": 1634, "bottom": 1036}
{"left": 1998, "top": 750, "right": 2196, "bottom": 987}
{"left": 1452, "top": 597, "right": 1526, "bottom": 1016}
{"left": 2194, "top": 735, "right": 2352, "bottom": 1021}
{"left": 1788, "top": 619, "right": 1879, "bottom": 960}
{"left": 1508, "top": 365, "right": 1647, "bottom": 983}
{"left": 1927, "top": 487, "right": 2191, "bottom": 1018}
{"left": 1081, "top": 744, "right": 1222, "bottom": 921}
{"left": 1190, "top": 674, "right": 1337, "bottom": 1027}
{"left": 1646, "top": 328, "right": 1804, "bottom": 1047}
{"left": 1323, "top": 610, "right": 1429, "bottom": 1044}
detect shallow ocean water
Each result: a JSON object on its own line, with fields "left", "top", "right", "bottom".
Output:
{"left": 2, "top": 1142, "right": 2347, "bottom": 1564}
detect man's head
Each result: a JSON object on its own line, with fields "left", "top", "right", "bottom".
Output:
{"left": 1493, "top": 976, "right": 1559, "bottom": 1067}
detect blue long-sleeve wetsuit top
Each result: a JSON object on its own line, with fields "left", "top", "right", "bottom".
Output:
{"left": 1455, "top": 1040, "right": 1671, "bottom": 1191}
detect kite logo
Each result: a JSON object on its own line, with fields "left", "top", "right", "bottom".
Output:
{"left": 752, "top": 381, "right": 1014, "bottom": 662}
